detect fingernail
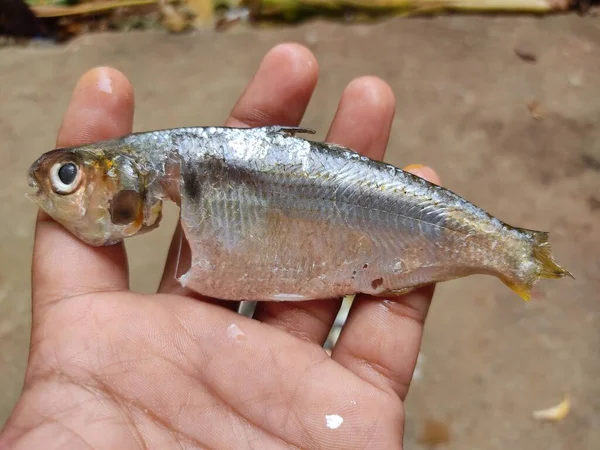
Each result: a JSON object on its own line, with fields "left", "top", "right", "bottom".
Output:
{"left": 403, "top": 164, "right": 441, "bottom": 185}
{"left": 403, "top": 164, "right": 425, "bottom": 172}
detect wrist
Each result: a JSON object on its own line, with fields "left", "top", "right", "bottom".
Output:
{"left": 1, "top": 380, "right": 105, "bottom": 450}
{"left": 1, "top": 377, "right": 144, "bottom": 450}
{"left": 1, "top": 418, "right": 62, "bottom": 450}
{"left": 0, "top": 388, "right": 64, "bottom": 450}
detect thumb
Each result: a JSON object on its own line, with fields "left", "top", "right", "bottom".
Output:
{"left": 30, "top": 67, "right": 134, "bottom": 331}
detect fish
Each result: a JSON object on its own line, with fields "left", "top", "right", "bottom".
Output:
{"left": 26, "top": 125, "right": 573, "bottom": 302}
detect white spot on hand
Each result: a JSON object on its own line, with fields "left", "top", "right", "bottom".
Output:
{"left": 325, "top": 414, "right": 344, "bottom": 429}
{"left": 227, "top": 323, "right": 246, "bottom": 341}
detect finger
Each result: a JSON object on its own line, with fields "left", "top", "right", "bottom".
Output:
{"left": 157, "top": 43, "right": 319, "bottom": 309}
{"left": 225, "top": 43, "right": 319, "bottom": 128}
{"left": 252, "top": 76, "right": 396, "bottom": 345}
{"left": 32, "top": 68, "right": 134, "bottom": 316}
{"left": 331, "top": 166, "right": 442, "bottom": 401}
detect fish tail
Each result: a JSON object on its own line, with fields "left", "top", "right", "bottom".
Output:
{"left": 502, "top": 229, "right": 573, "bottom": 301}
{"left": 530, "top": 231, "right": 573, "bottom": 280}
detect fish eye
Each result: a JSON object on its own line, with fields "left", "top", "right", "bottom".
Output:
{"left": 50, "top": 161, "right": 82, "bottom": 194}
{"left": 58, "top": 163, "right": 77, "bottom": 185}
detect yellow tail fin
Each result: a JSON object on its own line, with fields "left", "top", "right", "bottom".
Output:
{"left": 502, "top": 230, "right": 573, "bottom": 301}
{"left": 502, "top": 279, "right": 535, "bottom": 302}
{"left": 531, "top": 231, "right": 574, "bottom": 280}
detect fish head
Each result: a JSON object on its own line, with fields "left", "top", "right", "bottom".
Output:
{"left": 27, "top": 145, "right": 163, "bottom": 246}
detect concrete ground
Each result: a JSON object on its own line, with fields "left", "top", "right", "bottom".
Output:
{"left": 1, "top": 13, "right": 599, "bottom": 449}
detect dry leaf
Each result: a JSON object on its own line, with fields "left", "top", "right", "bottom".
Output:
{"left": 31, "top": 0, "right": 172, "bottom": 18}
{"left": 158, "top": 0, "right": 189, "bottom": 31}
{"left": 514, "top": 47, "right": 538, "bottom": 63}
{"left": 418, "top": 419, "right": 451, "bottom": 447}
{"left": 527, "top": 100, "right": 546, "bottom": 120}
{"left": 532, "top": 395, "right": 571, "bottom": 422}
{"left": 185, "top": 0, "right": 214, "bottom": 26}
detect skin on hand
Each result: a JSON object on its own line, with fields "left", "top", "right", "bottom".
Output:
{"left": 0, "top": 44, "right": 440, "bottom": 450}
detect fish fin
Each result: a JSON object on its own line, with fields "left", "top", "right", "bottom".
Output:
{"left": 530, "top": 231, "right": 574, "bottom": 280}
{"left": 265, "top": 126, "right": 316, "bottom": 136}
{"left": 372, "top": 287, "right": 416, "bottom": 297}
{"left": 501, "top": 279, "right": 534, "bottom": 302}
{"left": 371, "top": 282, "right": 436, "bottom": 298}
{"left": 502, "top": 230, "right": 573, "bottom": 302}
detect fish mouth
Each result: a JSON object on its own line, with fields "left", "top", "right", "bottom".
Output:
{"left": 28, "top": 175, "right": 39, "bottom": 189}
{"left": 27, "top": 171, "right": 40, "bottom": 193}
{"left": 26, "top": 168, "right": 43, "bottom": 203}
{"left": 27, "top": 161, "right": 42, "bottom": 189}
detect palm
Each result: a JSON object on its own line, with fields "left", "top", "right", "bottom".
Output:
{"left": 1, "top": 44, "right": 440, "bottom": 449}
{"left": 26, "top": 290, "right": 403, "bottom": 448}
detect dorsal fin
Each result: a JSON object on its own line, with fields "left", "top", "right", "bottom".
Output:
{"left": 264, "top": 126, "right": 316, "bottom": 137}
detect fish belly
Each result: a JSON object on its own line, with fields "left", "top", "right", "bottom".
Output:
{"left": 175, "top": 142, "right": 480, "bottom": 301}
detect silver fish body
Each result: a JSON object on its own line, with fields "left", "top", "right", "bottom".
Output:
{"left": 27, "top": 125, "right": 572, "bottom": 301}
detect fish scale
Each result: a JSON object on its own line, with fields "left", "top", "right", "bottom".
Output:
{"left": 177, "top": 128, "right": 504, "bottom": 298}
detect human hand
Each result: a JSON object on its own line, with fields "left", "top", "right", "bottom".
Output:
{"left": 0, "top": 43, "right": 441, "bottom": 450}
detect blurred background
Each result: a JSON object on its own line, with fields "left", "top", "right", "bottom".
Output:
{"left": 1, "top": 1, "right": 599, "bottom": 448}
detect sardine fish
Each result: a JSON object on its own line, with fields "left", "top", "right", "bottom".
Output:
{"left": 26, "top": 126, "right": 572, "bottom": 301}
